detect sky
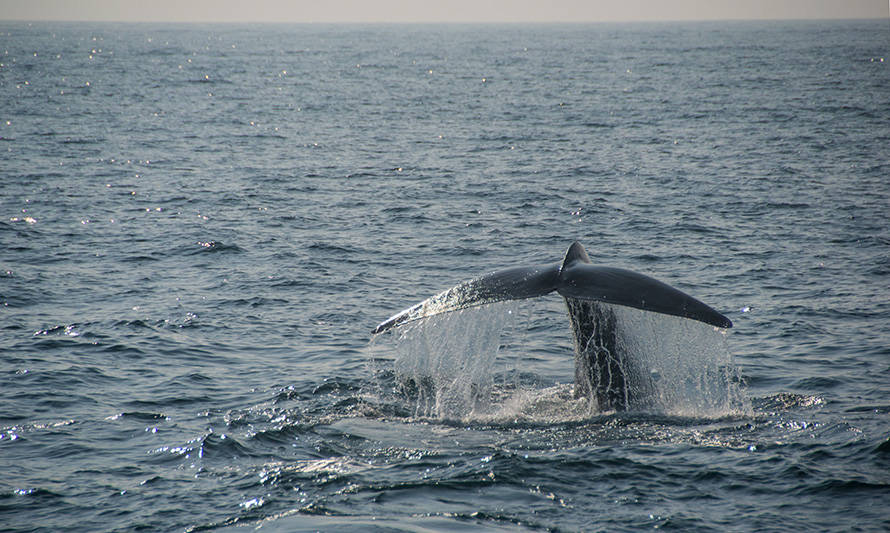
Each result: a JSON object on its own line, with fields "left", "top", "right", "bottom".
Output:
{"left": 0, "top": 0, "right": 887, "bottom": 23}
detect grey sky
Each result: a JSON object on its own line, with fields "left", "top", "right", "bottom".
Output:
{"left": 1, "top": 0, "right": 887, "bottom": 23}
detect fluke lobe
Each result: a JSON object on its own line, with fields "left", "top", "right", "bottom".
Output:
{"left": 373, "top": 242, "right": 732, "bottom": 411}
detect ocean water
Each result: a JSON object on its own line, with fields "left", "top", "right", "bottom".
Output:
{"left": 2, "top": 19, "right": 889, "bottom": 532}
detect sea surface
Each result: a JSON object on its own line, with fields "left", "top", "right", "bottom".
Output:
{"left": 2, "top": 19, "right": 889, "bottom": 532}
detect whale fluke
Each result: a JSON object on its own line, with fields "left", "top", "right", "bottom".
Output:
{"left": 372, "top": 264, "right": 561, "bottom": 334}
{"left": 374, "top": 241, "right": 731, "bottom": 334}
{"left": 557, "top": 242, "right": 732, "bottom": 329}
{"left": 372, "top": 242, "right": 732, "bottom": 411}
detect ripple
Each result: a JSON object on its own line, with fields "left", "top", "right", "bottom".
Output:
{"left": 3, "top": 20, "right": 889, "bottom": 533}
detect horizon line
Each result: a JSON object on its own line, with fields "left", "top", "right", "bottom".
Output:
{"left": 2, "top": 15, "right": 888, "bottom": 25}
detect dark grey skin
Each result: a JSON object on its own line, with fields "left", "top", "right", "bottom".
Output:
{"left": 373, "top": 242, "right": 732, "bottom": 411}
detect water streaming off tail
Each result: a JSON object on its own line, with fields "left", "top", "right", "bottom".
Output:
{"left": 369, "top": 302, "right": 520, "bottom": 420}
{"left": 566, "top": 301, "right": 749, "bottom": 418}
{"left": 369, "top": 300, "right": 748, "bottom": 421}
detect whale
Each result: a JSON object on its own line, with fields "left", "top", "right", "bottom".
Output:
{"left": 372, "top": 242, "right": 732, "bottom": 411}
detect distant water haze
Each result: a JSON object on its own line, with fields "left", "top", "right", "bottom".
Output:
{"left": 1, "top": 0, "right": 887, "bottom": 22}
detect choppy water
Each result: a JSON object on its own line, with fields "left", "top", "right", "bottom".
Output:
{"left": 2, "top": 19, "right": 890, "bottom": 532}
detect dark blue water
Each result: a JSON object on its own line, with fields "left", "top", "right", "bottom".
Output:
{"left": 2, "top": 20, "right": 889, "bottom": 532}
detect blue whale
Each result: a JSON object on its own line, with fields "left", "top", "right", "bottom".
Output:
{"left": 373, "top": 242, "right": 732, "bottom": 411}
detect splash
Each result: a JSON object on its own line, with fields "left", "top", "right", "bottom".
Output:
{"left": 369, "top": 300, "right": 748, "bottom": 421}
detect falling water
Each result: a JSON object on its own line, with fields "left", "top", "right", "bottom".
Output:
{"left": 370, "top": 300, "right": 748, "bottom": 421}
{"left": 368, "top": 303, "right": 520, "bottom": 419}
{"left": 565, "top": 300, "right": 750, "bottom": 417}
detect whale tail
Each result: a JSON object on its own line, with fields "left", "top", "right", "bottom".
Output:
{"left": 555, "top": 242, "right": 732, "bottom": 329}
{"left": 372, "top": 242, "right": 731, "bottom": 412}
{"left": 373, "top": 241, "right": 731, "bottom": 335}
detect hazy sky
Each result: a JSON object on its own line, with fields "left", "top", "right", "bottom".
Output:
{"left": 1, "top": 0, "right": 887, "bottom": 23}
